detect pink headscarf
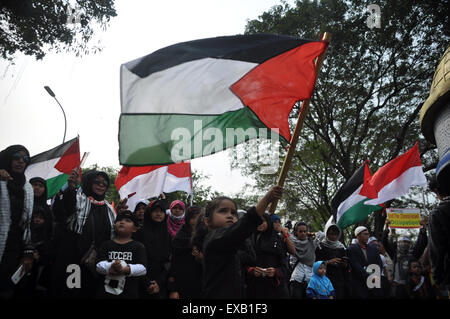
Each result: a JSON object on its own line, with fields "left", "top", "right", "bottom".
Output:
{"left": 167, "top": 200, "right": 186, "bottom": 238}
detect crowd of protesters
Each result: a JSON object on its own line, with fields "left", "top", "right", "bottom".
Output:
{"left": 0, "top": 144, "right": 449, "bottom": 299}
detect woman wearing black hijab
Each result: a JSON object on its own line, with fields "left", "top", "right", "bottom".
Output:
{"left": 0, "top": 145, "right": 34, "bottom": 299}
{"left": 134, "top": 198, "right": 171, "bottom": 298}
{"left": 246, "top": 213, "right": 290, "bottom": 299}
{"left": 50, "top": 168, "right": 116, "bottom": 298}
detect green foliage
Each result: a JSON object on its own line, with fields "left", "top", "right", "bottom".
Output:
{"left": 239, "top": 0, "right": 448, "bottom": 235}
{"left": 0, "top": 0, "right": 117, "bottom": 61}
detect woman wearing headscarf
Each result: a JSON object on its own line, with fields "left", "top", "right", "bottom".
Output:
{"left": 133, "top": 199, "right": 149, "bottom": 228}
{"left": 14, "top": 177, "right": 55, "bottom": 298}
{"left": 167, "top": 200, "right": 186, "bottom": 239}
{"left": 246, "top": 213, "right": 290, "bottom": 299}
{"left": 167, "top": 206, "right": 203, "bottom": 299}
{"left": 0, "top": 145, "right": 34, "bottom": 299}
{"left": 50, "top": 168, "right": 116, "bottom": 298}
{"left": 134, "top": 198, "right": 171, "bottom": 298}
{"left": 315, "top": 223, "right": 351, "bottom": 299}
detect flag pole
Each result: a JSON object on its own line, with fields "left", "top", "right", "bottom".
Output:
{"left": 269, "top": 32, "right": 332, "bottom": 214}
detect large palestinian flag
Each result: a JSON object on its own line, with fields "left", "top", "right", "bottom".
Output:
{"left": 331, "top": 162, "right": 382, "bottom": 230}
{"left": 25, "top": 137, "right": 80, "bottom": 199}
{"left": 115, "top": 162, "right": 193, "bottom": 211}
{"left": 119, "top": 34, "right": 328, "bottom": 165}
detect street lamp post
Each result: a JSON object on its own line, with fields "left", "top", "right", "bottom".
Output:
{"left": 44, "top": 86, "right": 67, "bottom": 144}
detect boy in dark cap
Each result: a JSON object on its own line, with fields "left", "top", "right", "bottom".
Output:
{"left": 95, "top": 210, "right": 147, "bottom": 299}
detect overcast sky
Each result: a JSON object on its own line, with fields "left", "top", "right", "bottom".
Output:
{"left": 0, "top": 0, "right": 297, "bottom": 197}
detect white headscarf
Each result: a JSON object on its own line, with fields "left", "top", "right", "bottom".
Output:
{"left": 320, "top": 223, "right": 345, "bottom": 249}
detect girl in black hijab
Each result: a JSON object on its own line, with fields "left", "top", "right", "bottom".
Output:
{"left": 168, "top": 206, "right": 203, "bottom": 299}
{"left": 50, "top": 168, "right": 116, "bottom": 298}
{"left": 134, "top": 198, "right": 171, "bottom": 298}
{"left": 29, "top": 177, "right": 53, "bottom": 241}
{"left": 0, "top": 145, "right": 34, "bottom": 299}
{"left": 14, "top": 177, "right": 56, "bottom": 298}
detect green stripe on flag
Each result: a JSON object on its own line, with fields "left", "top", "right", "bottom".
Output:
{"left": 337, "top": 199, "right": 381, "bottom": 230}
{"left": 119, "top": 107, "right": 285, "bottom": 165}
{"left": 46, "top": 174, "right": 69, "bottom": 198}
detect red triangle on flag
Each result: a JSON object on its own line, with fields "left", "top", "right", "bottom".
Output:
{"left": 359, "top": 142, "right": 424, "bottom": 202}
{"left": 54, "top": 138, "right": 81, "bottom": 175}
{"left": 231, "top": 41, "right": 327, "bottom": 142}
{"left": 359, "top": 161, "right": 378, "bottom": 199}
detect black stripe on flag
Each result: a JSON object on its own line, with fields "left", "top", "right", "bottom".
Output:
{"left": 331, "top": 164, "right": 366, "bottom": 219}
{"left": 30, "top": 137, "right": 78, "bottom": 164}
{"left": 127, "top": 34, "right": 316, "bottom": 78}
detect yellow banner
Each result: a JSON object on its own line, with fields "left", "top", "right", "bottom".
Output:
{"left": 386, "top": 208, "right": 421, "bottom": 229}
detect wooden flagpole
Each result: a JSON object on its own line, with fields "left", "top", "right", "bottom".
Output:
{"left": 269, "top": 32, "right": 332, "bottom": 214}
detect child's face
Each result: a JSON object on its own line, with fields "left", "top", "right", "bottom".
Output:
{"left": 31, "top": 181, "right": 45, "bottom": 198}
{"left": 135, "top": 204, "right": 146, "bottom": 221}
{"left": 273, "top": 221, "right": 281, "bottom": 232}
{"left": 171, "top": 204, "right": 184, "bottom": 217}
{"left": 189, "top": 213, "right": 201, "bottom": 228}
{"left": 318, "top": 263, "right": 326, "bottom": 276}
{"left": 208, "top": 199, "right": 238, "bottom": 229}
{"left": 410, "top": 261, "right": 422, "bottom": 275}
{"left": 32, "top": 214, "right": 45, "bottom": 225}
{"left": 257, "top": 220, "right": 268, "bottom": 232}
{"left": 114, "top": 218, "right": 137, "bottom": 236}
{"left": 151, "top": 207, "right": 165, "bottom": 222}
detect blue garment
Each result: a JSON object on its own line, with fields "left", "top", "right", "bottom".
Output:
{"left": 306, "top": 261, "right": 335, "bottom": 299}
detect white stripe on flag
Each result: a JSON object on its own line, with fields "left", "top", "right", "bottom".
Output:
{"left": 364, "top": 166, "right": 427, "bottom": 206}
{"left": 119, "top": 166, "right": 168, "bottom": 211}
{"left": 25, "top": 158, "right": 61, "bottom": 181}
{"left": 163, "top": 172, "right": 192, "bottom": 194}
{"left": 121, "top": 57, "right": 255, "bottom": 114}
{"left": 336, "top": 185, "right": 365, "bottom": 222}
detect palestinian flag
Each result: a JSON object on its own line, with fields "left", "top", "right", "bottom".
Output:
{"left": 119, "top": 34, "right": 328, "bottom": 165}
{"left": 25, "top": 137, "right": 80, "bottom": 199}
{"left": 331, "top": 162, "right": 382, "bottom": 230}
{"left": 361, "top": 142, "right": 427, "bottom": 206}
{"left": 115, "top": 162, "right": 193, "bottom": 211}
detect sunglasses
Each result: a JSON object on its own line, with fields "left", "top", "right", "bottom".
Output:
{"left": 93, "top": 180, "right": 108, "bottom": 187}
{"left": 12, "top": 153, "right": 30, "bottom": 163}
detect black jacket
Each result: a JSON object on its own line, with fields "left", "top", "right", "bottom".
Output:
{"left": 246, "top": 219, "right": 289, "bottom": 299}
{"left": 133, "top": 199, "right": 171, "bottom": 298}
{"left": 315, "top": 243, "right": 351, "bottom": 298}
{"left": 429, "top": 199, "right": 450, "bottom": 286}
{"left": 168, "top": 224, "right": 202, "bottom": 298}
{"left": 202, "top": 206, "right": 262, "bottom": 299}
{"left": 347, "top": 243, "right": 383, "bottom": 299}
